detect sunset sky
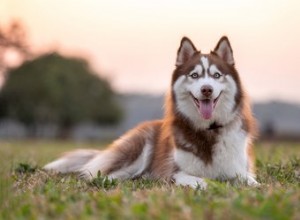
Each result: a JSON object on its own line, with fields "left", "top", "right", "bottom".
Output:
{"left": 1, "top": 0, "right": 300, "bottom": 103}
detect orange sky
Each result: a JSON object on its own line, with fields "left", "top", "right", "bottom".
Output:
{"left": 1, "top": 0, "right": 300, "bottom": 103}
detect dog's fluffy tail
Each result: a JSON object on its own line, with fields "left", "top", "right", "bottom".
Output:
{"left": 43, "top": 149, "right": 100, "bottom": 174}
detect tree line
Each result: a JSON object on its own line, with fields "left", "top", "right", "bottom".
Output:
{"left": 0, "top": 21, "right": 123, "bottom": 137}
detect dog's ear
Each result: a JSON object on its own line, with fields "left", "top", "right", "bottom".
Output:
{"left": 176, "top": 37, "right": 197, "bottom": 66}
{"left": 213, "top": 36, "right": 234, "bottom": 65}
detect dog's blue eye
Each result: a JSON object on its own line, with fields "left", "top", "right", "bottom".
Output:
{"left": 190, "top": 72, "right": 199, "bottom": 79}
{"left": 213, "top": 72, "right": 221, "bottom": 79}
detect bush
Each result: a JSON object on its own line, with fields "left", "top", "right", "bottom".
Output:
{"left": 0, "top": 53, "right": 123, "bottom": 131}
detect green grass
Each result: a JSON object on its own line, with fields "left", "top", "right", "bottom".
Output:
{"left": 0, "top": 140, "right": 299, "bottom": 220}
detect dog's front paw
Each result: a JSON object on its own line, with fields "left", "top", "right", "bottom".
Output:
{"left": 173, "top": 172, "right": 207, "bottom": 190}
{"left": 246, "top": 175, "right": 261, "bottom": 187}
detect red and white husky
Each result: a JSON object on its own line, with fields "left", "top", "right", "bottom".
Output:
{"left": 44, "top": 36, "right": 259, "bottom": 189}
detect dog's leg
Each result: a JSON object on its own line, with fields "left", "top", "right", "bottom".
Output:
{"left": 44, "top": 149, "right": 100, "bottom": 173}
{"left": 44, "top": 121, "right": 161, "bottom": 181}
{"left": 80, "top": 141, "right": 153, "bottom": 180}
{"left": 245, "top": 174, "right": 260, "bottom": 186}
{"left": 79, "top": 121, "right": 160, "bottom": 180}
{"left": 173, "top": 171, "right": 207, "bottom": 189}
{"left": 231, "top": 174, "right": 260, "bottom": 187}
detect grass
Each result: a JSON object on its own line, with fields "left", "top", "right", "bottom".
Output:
{"left": 0, "top": 140, "right": 299, "bottom": 220}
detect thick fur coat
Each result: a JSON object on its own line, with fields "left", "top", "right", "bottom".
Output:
{"left": 44, "top": 36, "right": 259, "bottom": 189}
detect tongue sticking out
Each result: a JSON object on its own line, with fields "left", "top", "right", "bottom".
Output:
{"left": 199, "top": 100, "right": 214, "bottom": 119}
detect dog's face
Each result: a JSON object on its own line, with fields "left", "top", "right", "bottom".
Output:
{"left": 172, "top": 37, "right": 243, "bottom": 129}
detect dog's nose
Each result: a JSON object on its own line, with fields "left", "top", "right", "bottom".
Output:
{"left": 201, "top": 85, "right": 213, "bottom": 97}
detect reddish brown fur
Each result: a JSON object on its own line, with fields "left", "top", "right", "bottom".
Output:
{"left": 101, "top": 54, "right": 256, "bottom": 178}
{"left": 45, "top": 37, "right": 257, "bottom": 183}
{"left": 102, "top": 120, "right": 161, "bottom": 175}
{"left": 100, "top": 41, "right": 257, "bottom": 180}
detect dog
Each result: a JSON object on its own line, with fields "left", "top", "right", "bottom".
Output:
{"left": 44, "top": 36, "right": 259, "bottom": 189}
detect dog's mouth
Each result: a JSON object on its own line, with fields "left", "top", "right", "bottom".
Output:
{"left": 190, "top": 92, "right": 222, "bottom": 120}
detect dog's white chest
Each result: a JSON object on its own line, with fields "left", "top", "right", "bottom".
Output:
{"left": 174, "top": 123, "right": 249, "bottom": 180}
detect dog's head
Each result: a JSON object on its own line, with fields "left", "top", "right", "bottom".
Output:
{"left": 172, "top": 36, "right": 243, "bottom": 129}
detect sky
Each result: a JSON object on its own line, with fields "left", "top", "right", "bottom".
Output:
{"left": 1, "top": 0, "right": 300, "bottom": 103}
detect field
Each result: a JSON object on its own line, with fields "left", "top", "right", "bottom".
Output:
{"left": 0, "top": 140, "right": 299, "bottom": 220}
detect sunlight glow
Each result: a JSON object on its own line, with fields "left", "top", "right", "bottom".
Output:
{"left": 2, "top": 0, "right": 300, "bottom": 102}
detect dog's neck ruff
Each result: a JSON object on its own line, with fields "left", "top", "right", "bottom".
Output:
{"left": 207, "top": 122, "right": 223, "bottom": 131}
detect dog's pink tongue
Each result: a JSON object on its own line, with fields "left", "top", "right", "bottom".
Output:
{"left": 199, "top": 100, "right": 213, "bottom": 119}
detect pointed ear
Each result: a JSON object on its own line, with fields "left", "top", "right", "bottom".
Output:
{"left": 176, "top": 37, "right": 197, "bottom": 66}
{"left": 214, "top": 36, "right": 234, "bottom": 65}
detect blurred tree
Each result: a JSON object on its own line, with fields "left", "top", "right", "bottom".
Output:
{"left": 0, "top": 21, "right": 31, "bottom": 75}
{"left": 0, "top": 53, "right": 123, "bottom": 136}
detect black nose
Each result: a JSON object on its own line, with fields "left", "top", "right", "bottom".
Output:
{"left": 201, "top": 85, "right": 213, "bottom": 97}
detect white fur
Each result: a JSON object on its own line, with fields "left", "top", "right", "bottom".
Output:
{"left": 44, "top": 37, "right": 258, "bottom": 189}
{"left": 80, "top": 141, "right": 152, "bottom": 180}
{"left": 173, "top": 75, "right": 212, "bottom": 129}
{"left": 44, "top": 149, "right": 99, "bottom": 173}
{"left": 213, "top": 75, "right": 238, "bottom": 125}
{"left": 173, "top": 171, "right": 207, "bottom": 189}
{"left": 79, "top": 150, "right": 118, "bottom": 179}
{"left": 109, "top": 142, "right": 152, "bottom": 180}
{"left": 209, "top": 64, "right": 222, "bottom": 77}
{"left": 174, "top": 117, "right": 257, "bottom": 184}
{"left": 189, "top": 76, "right": 225, "bottom": 101}
{"left": 188, "top": 64, "right": 203, "bottom": 77}
{"left": 173, "top": 55, "right": 238, "bottom": 130}
{"left": 200, "top": 57, "right": 209, "bottom": 71}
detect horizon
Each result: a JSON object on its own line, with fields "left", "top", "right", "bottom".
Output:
{"left": 1, "top": 0, "right": 300, "bottom": 103}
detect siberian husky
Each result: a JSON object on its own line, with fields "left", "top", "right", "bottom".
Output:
{"left": 44, "top": 36, "right": 259, "bottom": 189}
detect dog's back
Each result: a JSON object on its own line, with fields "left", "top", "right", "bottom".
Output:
{"left": 45, "top": 36, "right": 259, "bottom": 189}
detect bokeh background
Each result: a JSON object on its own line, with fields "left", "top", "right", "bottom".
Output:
{"left": 1, "top": 0, "right": 300, "bottom": 140}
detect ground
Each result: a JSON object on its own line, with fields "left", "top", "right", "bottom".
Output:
{"left": 0, "top": 140, "right": 299, "bottom": 220}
